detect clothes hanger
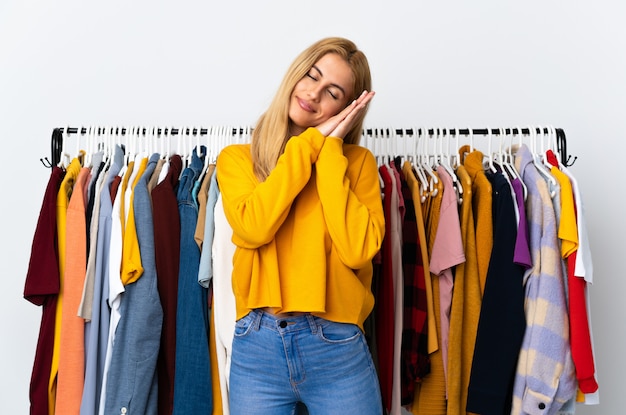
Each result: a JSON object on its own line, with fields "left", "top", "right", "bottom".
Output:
{"left": 411, "top": 127, "right": 429, "bottom": 203}
{"left": 508, "top": 126, "right": 528, "bottom": 201}
{"left": 57, "top": 126, "right": 72, "bottom": 169}
{"left": 529, "top": 125, "right": 557, "bottom": 198}
{"left": 485, "top": 126, "right": 497, "bottom": 173}
{"left": 439, "top": 127, "right": 462, "bottom": 204}
{"left": 420, "top": 128, "right": 439, "bottom": 197}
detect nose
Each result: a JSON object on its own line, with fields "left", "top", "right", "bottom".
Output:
{"left": 307, "top": 85, "right": 323, "bottom": 102}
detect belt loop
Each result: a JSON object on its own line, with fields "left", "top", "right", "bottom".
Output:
{"left": 251, "top": 309, "right": 264, "bottom": 331}
{"left": 306, "top": 314, "right": 317, "bottom": 335}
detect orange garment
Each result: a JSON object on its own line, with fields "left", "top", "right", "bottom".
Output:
{"left": 459, "top": 146, "right": 492, "bottom": 295}
{"left": 55, "top": 167, "right": 90, "bottom": 414}
{"left": 50, "top": 157, "right": 82, "bottom": 415}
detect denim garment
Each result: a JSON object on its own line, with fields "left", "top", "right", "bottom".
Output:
{"left": 172, "top": 146, "right": 213, "bottom": 414}
{"left": 229, "top": 310, "right": 383, "bottom": 415}
{"left": 81, "top": 145, "right": 123, "bottom": 415}
{"left": 104, "top": 153, "right": 164, "bottom": 414}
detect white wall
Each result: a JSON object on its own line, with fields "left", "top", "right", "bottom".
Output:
{"left": 1, "top": 1, "right": 624, "bottom": 413}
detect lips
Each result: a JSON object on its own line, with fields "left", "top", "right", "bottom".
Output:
{"left": 297, "top": 97, "right": 314, "bottom": 113}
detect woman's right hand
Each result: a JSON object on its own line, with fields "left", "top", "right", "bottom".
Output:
{"left": 315, "top": 90, "right": 375, "bottom": 139}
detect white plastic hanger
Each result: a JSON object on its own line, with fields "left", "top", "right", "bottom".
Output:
{"left": 421, "top": 128, "right": 439, "bottom": 197}
{"left": 508, "top": 126, "right": 527, "bottom": 201}
{"left": 485, "top": 126, "right": 497, "bottom": 173}
{"left": 411, "top": 127, "right": 429, "bottom": 203}
{"left": 529, "top": 125, "right": 557, "bottom": 198}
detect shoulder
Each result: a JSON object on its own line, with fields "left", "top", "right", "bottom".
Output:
{"left": 217, "top": 144, "right": 252, "bottom": 164}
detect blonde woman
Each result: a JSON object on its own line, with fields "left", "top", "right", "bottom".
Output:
{"left": 217, "top": 37, "right": 385, "bottom": 415}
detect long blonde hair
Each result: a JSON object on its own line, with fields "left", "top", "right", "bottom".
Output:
{"left": 250, "top": 37, "right": 372, "bottom": 181}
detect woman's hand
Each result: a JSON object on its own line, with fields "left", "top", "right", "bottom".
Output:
{"left": 316, "top": 90, "right": 375, "bottom": 139}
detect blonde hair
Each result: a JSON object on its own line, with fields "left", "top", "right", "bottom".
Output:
{"left": 251, "top": 37, "right": 372, "bottom": 181}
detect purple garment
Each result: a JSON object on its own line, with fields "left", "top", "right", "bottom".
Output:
{"left": 511, "top": 178, "right": 532, "bottom": 269}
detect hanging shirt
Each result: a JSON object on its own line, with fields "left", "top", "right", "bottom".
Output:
{"left": 80, "top": 145, "right": 123, "bottom": 415}
{"left": 430, "top": 165, "right": 465, "bottom": 395}
{"left": 24, "top": 166, "right": 65, "bottom": 415}
{"left": 55, "top": 166, "right": 90, "bottom": 414}
{"left": 49, "top": 157, "right": 82, "bottom": 415}
{"left": 511, "top": 144, "right": 577, "bottom": 415}
{"left": 467, "top": 169, "right": 526, "bottom": 414}
{"left": 446, "top": 164, "right": 482, "bottom": 415}
{"left": 152, "top": 154, "right": 183, "bottom": 415}
{"left": 103, "top": 153, "right": 163, "bottom": 414}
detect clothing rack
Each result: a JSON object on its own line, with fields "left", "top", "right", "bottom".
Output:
{"left": 43, "top": 126, "right": 576, "bottom": 169}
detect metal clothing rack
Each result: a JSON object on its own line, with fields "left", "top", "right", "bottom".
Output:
{"left": 42, "top": 126, "right": 576, "bottom": 169}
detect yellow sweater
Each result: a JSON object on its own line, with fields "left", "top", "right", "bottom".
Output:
{"left": 216, "top": 128, "right": 385, "bottom": 330}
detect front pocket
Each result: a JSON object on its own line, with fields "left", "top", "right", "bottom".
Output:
{"left": 317, "top": 320, "right": 362, "bottom": 344}
{"left": 233, "top": 312, "right": 256, "bottom": 338}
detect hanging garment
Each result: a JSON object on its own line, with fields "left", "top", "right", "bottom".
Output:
{"left": 49, "top": 157, "right": 82, "bottom": 415}
{"left": 152, "top": 154, "right": 183, "bottom": 415}
{"left": 460, "top": 146, "right": 493, "bottom": 296}
{"left": 104, "top": 153, "right": 163, "bottom": 414}
{"left": 466, "top": 169, "right": 526, "bottom": 414}
{"left": 446, "top": 164, "right": 480, "bottom": 415}
{"left": 511, "top": 144, "right": 577, "bottom": 415}
{"left": 81, "top": 145, "right": 124, "bottom": 414}
{"left": 24, "top": 166, "right": 65, "bottom": 415}
{"left": 399, "top": 161, "right": 430, "bottom": 405}
{"left": 172, "top": 146, "right": 213, "bottom": 414}
{"left": 55, "top": 166, "right": 90, "bottom": 414}
{"left": 212, "top": 191, "right": 238, "bottom": 415}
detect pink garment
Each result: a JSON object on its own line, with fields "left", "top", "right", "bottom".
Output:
{"left": 429, "top": 167, "right": 465, "bottom": 395}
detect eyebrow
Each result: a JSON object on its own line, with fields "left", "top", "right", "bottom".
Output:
{"left": 312, "top": 65, "right": 346, "bottom": 96}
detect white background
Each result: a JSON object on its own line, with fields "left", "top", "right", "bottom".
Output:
{"left": 1, "top": 1, "right": 624, "bottom": 413}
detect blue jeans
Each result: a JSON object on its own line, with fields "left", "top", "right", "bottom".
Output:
{"left": 229, "top": 310, "right": 383, "bottom": 415}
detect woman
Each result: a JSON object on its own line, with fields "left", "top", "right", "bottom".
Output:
{"left": 216, "top": 37, "right": 385, "bottom": 415}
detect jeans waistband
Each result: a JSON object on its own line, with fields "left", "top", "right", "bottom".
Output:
{"left": 248, "top": 309, "right": 318, "bottom": 334}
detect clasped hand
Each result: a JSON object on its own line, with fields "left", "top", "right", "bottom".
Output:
{"left": 315, "top": 90, "right": 375, "bottom": 139}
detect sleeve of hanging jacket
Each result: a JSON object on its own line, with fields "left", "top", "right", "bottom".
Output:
{"left": 314, "top": 137, "right": 386, "bottom": 269}
{"left": 216, "top": 127, "right": 325, "bottom": 248}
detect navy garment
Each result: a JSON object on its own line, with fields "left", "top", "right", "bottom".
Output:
{"left": 104, "top": 154, "right": 164, "bottom": 414}
{"left": 466, "top": 170, "right": 526, "bottom": 415}
{"left": 172, "top": 146, "right": 213, "bottom": 414}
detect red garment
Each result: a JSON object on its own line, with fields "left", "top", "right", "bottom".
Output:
{"left": 376, "top": 165, "right": 395, "bottom": 412}
{"left": 546, "top": 150, "right": 598, "bottom": 393}
{"left": 24, "top": 167, "right": 65, "bottom": 415}
{"left": 151, "top": 155, "right": 183, "bottom": 415}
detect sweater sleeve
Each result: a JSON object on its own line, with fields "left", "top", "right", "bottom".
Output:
{"left": 314, "top": 137, "right": 385, "bottom": 268}
{"left": 216, "top": 127, "right": 325, "bottom": 248}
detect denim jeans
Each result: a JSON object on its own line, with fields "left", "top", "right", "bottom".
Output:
{"left": 229, "top": 310, "right": 383, "bottom": 415}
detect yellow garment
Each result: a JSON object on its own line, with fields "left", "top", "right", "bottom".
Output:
{"left": 210, "top": 309, "right": 223, "bottom": 415}
{"left": 446, "top": 165, "right": 482, "bottom": 415}
{"left": 460, "top": 146, "right": 492, "bottom": 295}
{"left": 50, "top": 157, "right": 82, "bottom": 415}
{"left": 121, "top": 157, "right": 147, "bottom": 285}
{"left": 216, "top": 128, "right": 385, "bottom": 330}
{"left": 551, "top": 166, "right": 578, "bottom": 257}
{"left": 402, "top": 162, "right": 436, "bottom": 354}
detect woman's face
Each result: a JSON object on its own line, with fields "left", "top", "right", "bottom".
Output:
{"left": 288, "top": 53, "right": 354, "bottom": 135}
